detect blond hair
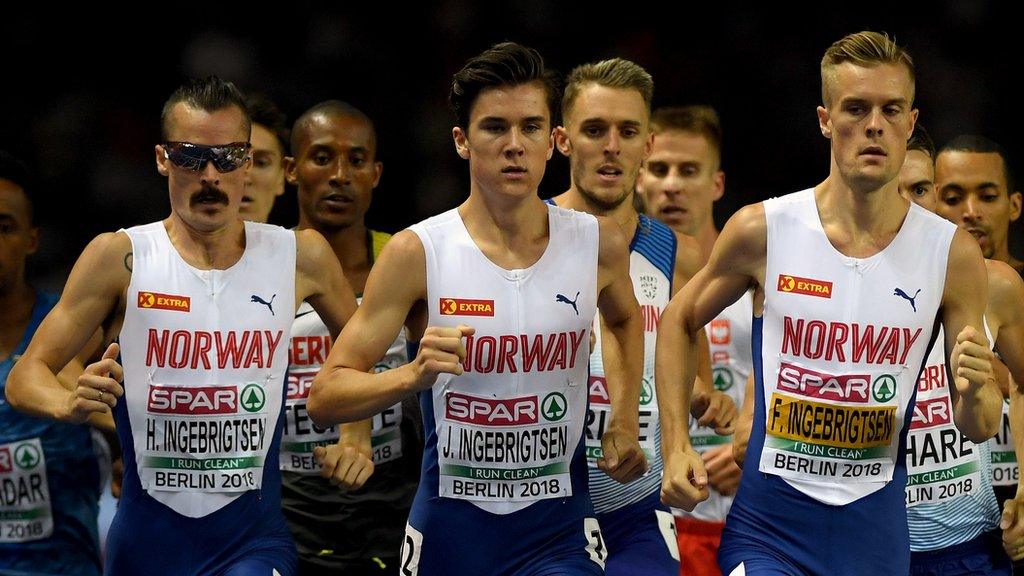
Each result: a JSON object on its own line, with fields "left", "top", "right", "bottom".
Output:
{"left": 562, "top": 58, "right": 653, "bottom": 120}
{"left": 820, "top": 31, "right": 915, "bottom": 106}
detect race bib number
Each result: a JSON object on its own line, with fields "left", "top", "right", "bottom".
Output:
{"left": 989, "top": 400, "right": 1018, "bottom": 487}
{"left": 759, "top": 363, "right": 901, "bottom": 483}
{"left": 584, "top": 375, "right": 658, "bottom": 464}
{"left": 437, "top": 391, "right": 573, "bottom": 503}
{"left": 0, "top": 438, "right": 53, "bottom": 543}
{"left": 140, "top": 382, "right": 270, "bottom": 493}
{"left": 905, "top": 363, "right": 980, "bottom": 506}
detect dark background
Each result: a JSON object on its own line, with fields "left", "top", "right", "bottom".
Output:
{"left": 2, "top": 5, "right": 1020, "bottom": 290}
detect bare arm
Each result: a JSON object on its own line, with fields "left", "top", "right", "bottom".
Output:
{"left": 295, "top": 229, "right": 358, "bottom": 337}
{"left": 942, "top": 229, "right": 1002, "bottom": 442}
{"left": 7, "top": 233, "right": 128, "bottom": 423}
{"left": 672, "top": 231, "right": 737, "bottom": 434}
{"left": 733, "top": 374, "right": 756, "bottom": 468}
{"left": 594, "top": 217, "right": 646, "bottom": 483}
{"left": 657, "top": 203, "right": 765, "bottom": 509}
{"left": 985, "top": 261, "right": 1024, "bottom": 550}
{"left": 309, "top": 231, "right": 458, "bottom": 425}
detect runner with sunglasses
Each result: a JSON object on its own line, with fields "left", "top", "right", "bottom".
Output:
{"left": 6, "top": 76, "right": 358, "bottom": 576}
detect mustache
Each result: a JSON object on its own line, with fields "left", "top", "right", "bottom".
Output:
{"left": 189, "top": 185, "right": 230, "bottom": 206}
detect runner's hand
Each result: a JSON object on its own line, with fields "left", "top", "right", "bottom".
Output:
{"left": 63, "top": 343, "right": 123, "bottom": 424}
{"left": 409, "top": 325, "right": 474, "bottom": 391}
{"left": 598, "top": 425, "right": 647, "bottom": 484}
{"left": 702, "top": 444, "right": 741, "bottom": 496}
{"left": 1001, "top": 497, "right": 1024, "bottom": 561}
{"left": 661, "top": 446, "right": 709, "bottom": 511}
{"left": 952, "top": 326, "right": 996, "bottom": 397}
{"left": 315, "top": 442, "right": 375, "bottom": 491}
{"left": 691, "top": 390, "right": 737, "bottom": 435}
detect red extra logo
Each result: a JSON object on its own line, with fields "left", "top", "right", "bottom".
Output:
{"left": 440, "top": 298, "right": 494, "bottom": 317}
{"left": 148, "top": 385, "right": 237, "bottom": 414}
{"left": 138, "top": 291, "right": 191, "bottom": 312}
{"left": 445, "top": 392, "right": 537, "bottom": 425}
{"left": 776, "top": 362, "right": 870, "bottom": 403}
{"left": 709, "top": 319, "right": 731, "bottom": 345}
{"left": 777, "top": 275, "right": 833, "bottom": 299}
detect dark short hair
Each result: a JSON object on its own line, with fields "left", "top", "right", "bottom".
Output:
{"left": 650, "top": 105, "right": 723, "bottom": 160}
{"left": 291, "top": 100, "right": 377, "bottom": 156}
{"left": 940, "top": 134, "right": 1016, "bottom": 193}
{"left": 0, "top": 150, "right": 35, "bottom": 224}
{"left": 449, "top": 42, "right": 561, "bottom": 129}
{"left": 245, "top": 93, "right": 289, "bottom": 154}
{"left": 160, "top": 76, "right": 251, "bottom": 141}
{"left": 906, "top": 124, "right": 935, "bottom": 160}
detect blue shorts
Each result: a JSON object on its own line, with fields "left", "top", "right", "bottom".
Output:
{"left": 910, "top": 531, "right": 1011, "bottom": 576}
{"left": 403, "top": 494, "right": 604, "bottom": 576}
{"left": 598, "top": 491, "right": 679, "bottom": 576}
{"left": 104, "top": 488, "right": 297, "bottom": 576}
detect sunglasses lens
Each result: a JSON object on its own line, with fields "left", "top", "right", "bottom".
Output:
{"left": 164, "top": 143, "right": 249, "bottom": 173}
{"left": 210, "top": 146, "right": 249, "bottom": 173}
{"left": 166, "top": 146, "right": 205, "bottom": 171}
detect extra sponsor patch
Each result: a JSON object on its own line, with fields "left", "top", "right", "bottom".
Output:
{"left": 777, "top": 275, "right": 833, "bottom": 299}
{"left": 440, "top": 298, "right": 494, "bottom": 317}
{"left": 138, "top": 291, "right": 191, "bottom": 312}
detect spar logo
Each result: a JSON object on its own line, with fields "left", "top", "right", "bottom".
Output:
{"left": 713, "top": 367, "right": 734, "bottom": 391}
{"left": 13, "top": 444, "right": 40, "bottom": 470}
{"left": 446, "top": 392, "right": 538, "bottom": 425}
{"left": 137, "top": 291, "right": 191, "bottom": 312}
{"left": 440, "top": 298, "right": 494, "bottom": 317}
{"left": 148, "top": 385, "right": 238, "bottom": 414}
{"left": 777, "top": 275, "right": 833, "bottom": 299}
{"left": 240, "top": 384, "right": 267, "bottom": 412}
{"left": 872, "top": 374, "right": 897, "bottom": 403}
{"left": 777, "top": 362, "right": 870, "bottom": 403}
{"left": 542, "top": 392, "right": 568, "bottom": 421}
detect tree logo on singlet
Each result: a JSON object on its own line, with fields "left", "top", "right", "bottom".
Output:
{"left": 240, "top": 384, "right": 267, "bottom": 412}
{"left": 640, "top": 378, "right": 654, "bottom": 405}
{"left": 542, "top": 392, "right": 568, "bottom": 421}
{"left": 14, "top": 444, "right": 40, "bottom": 470}
{"left": 713, "top": 367, "right": 734, "bottom": 391}
{"left": 872, "top": 375, "right": 897, "bottom": 403}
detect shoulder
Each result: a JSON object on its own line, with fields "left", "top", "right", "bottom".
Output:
{"left": 720, "top": 202, "right": 767, "bottom": 250}
{"left": 595, "top": 215, "right": 629, "bottom": 260}
{"left": 369, "top": 230, "right": 393, "bottom": 260}
{"left": 986, "top": 258, "right": 1024, "bottom": 315}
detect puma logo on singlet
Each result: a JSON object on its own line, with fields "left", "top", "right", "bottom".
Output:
{"left": 251, "top": 293, "right": 276, "bottom": 316}
{"left": 556, "top": 291, "right": 580, "bottom": 315}
{"left": 893, "top": 287, "right": 921, "bottom": 312}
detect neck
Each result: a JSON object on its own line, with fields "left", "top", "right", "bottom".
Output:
{"left": 553, "top": 185, "right": 639, "bottom": 237}
{"left": 686, "top": 218, "right": 720, "bottom": 265}
{"left": 816, "top": 170, "right": 906, "bottom": 235}
{"left": 991, "top": 242, "right": 1024, "bottom": 272}
{"left": 0, "top": 280, "right": 35, "bottom": 336}
{"left": 460, "top": 185, "right": 549, "bottom": 244}
{"left": 164, "top": 214, "right": 246, "bottom": 269}
{"left": 298, "top": 217, "right": 371, "bottom": 286}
